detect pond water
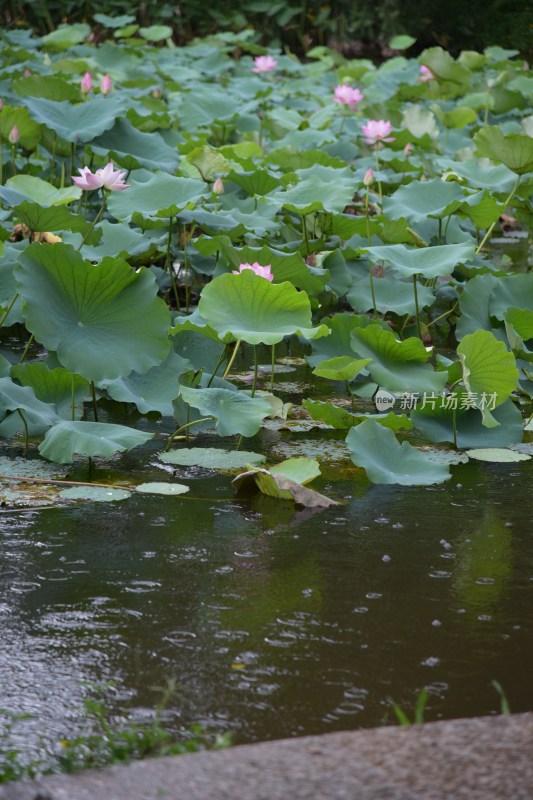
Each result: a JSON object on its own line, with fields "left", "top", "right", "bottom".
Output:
{"left": 1, "top": 379, "right": 533, "bottom": 755}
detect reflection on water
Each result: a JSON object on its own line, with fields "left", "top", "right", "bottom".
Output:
{"left": 1, "top": 446, "right": 533, "bottom": 757}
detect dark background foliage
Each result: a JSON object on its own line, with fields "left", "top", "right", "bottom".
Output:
{"left": 2, "top": 0, "right": 532, "bottom": 58}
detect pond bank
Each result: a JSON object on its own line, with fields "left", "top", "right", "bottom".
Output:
{"left": 3, "top": 712, "right": 532, "bottom": 800}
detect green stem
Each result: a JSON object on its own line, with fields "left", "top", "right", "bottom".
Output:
{"left": 375, "top": 147, "right": 382, "bottom": 200}
{"left": 302, "top": 215, "right": 309, "bottom": 256}
{"left": 18, "top": 333, "right": 34, "bottom": 364}
{"left": 17, "top": 410, "right": 29, "bottom": 457}
{"left": 90, "top": 381, "right": 99, "bottom": 422}
{"left": 222, "top": 339, "right": 241, "bottom": 379}
{"left": 413, "top": 274, "right": 422, "bottom": 339}
{"left": 77, "top": 192, "right": 106, "bottom": 251}
{"left": 11, "top": 145, "right": 17, "bottom": 176}
{"left": 251, "top": 346, "right": 259, "bottom": 397}
{"left": 0, "top": 138, "right": 3, "bottom": 186}
{"left": 270, "top": 343, "right": 275, "bottom": 392}
{"left": 452, "top": 406, "right": 457, "bottom": 449}
{"left": 427, "top": 300, "right": 459, "bottom": 328}
{"left": 164, "top": 417, "right": 214, "bottom": 452}
{"left": 0, "top": 292, "right": 19, "bottom": 327}
{"left": 71, "top": 374, "right": 76, "bottom": 421}
{"left": 206, "top": 346, "right": 228, "bottom": 388}
{"left": 166, "top": 217, "right": 180, "bottom": 310}
{"left": 475, "top": 176, "right": 520, "bottom": 255}
{"left": 369, "top": 264, "right": 378, "bottom": 319}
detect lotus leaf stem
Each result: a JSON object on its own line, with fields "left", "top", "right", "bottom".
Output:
{"left": 222, "top": 339, "right": 241, "bottom": 379}
{"left": 164, "top": 417, "right": 214, "bottom": 451}
{"left": 475, "top": 176, "right": 520, "bottom": 255}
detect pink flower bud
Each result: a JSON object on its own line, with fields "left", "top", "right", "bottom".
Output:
{"left": 0, "top": 98, "right": 3, "bottom": 110}
{"left": 81, "top": 72, "right": 93, "bottom": 94}
{"left": 8, "top": 125, "right": 19, "bottom": 145}
{"left": 213, "top": 177, "right": 224, "bottom": 195}
{"left": 23, "top": 68, "right": 31, "bottom": 78}
{"left": 100, "top": 73, "right": 112, "bottom": 95}
{"left": 363, "top": 168, "right": 375, "bottom": 187}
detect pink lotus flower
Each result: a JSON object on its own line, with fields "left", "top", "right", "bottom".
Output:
{"left": 81, "top": 72, "right": 93, "bottom": 94}
{"left": 100, "top": 73, "right": 112, "bottom": 95}
{"left": 419, "top": 65, "right": 433, "bottom": 83}
{"left": 72, "top": 162, "right": 130, "bottom": 191}
{"left": 8, "top": 125, "right": 19, "bottom": 145}
{"left": 363, "top": 168, "right": 375, "bottom": 187}
{"left": 23, "top": 68, "right": 31, "bottom": 78}
{"left": 213, "top": 177, "right": 224, "bottom": 195}
{"left": 252, "top": 56, "right": 277, "bottom": 74}
{"left": 232, "top": 262, "right": 274, "bottom": 282}
{"left": 361, "top": 119, "right": 395, "bottom": 146}
{"left": 332, "top": 84, "right": 364, "bottom": 109}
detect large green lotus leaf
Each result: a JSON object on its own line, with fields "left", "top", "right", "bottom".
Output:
{"left": 93, "top": 12, "right": 135, "bottom": 27}
{"left": 107, "top": 171, "right": 206, "bottom": 222}
{"left": 16, "top": 243, "right": 170, "bottom": 382}
{"left": 12, "top": 75, "right": 82, "bottom": 103}
{"left": 41, "top": 23, "right": 90, "bottom": 50}
{"left": 474, "top": 126, "right": 533, "bottom": 174}
{"left": 436, "top": 158, "right": 517, "bottom": 192}
{"left": 26, "top": 95, "right": 126, "bottom": 143}
{"left": 456, "top": 273, "right": 503, "bottom": 341}
{"left": 135, "top": 482, "right": 190, "bottom": 495}
{"left": 457, "top": 330, "right": 519, "bottom": 424}
{"left": 13, "top": 202, "right": 101, "bottom": 241}
{"left": 5, "top": 176, "right": 81, "bottom": 206}
{"left": 489, "top": 274, "right": 533, "bottom": 320}
{"left": 170, "top": 309, "right": 224, "bottom": 343}
{"left": 91, "top": 119, "right": 180, "bottom": 172}
{"left": 159, "top": 447, "right": 265, "bottom": 470}
{"left": 346, "top": 419, "right": 451, "bottom": 485}
{"left": 39, "top": 420, "right": 153, "bottom": 463}
{"left": 313, "top": 356, "right": 372, "bottom": 381}
{"left": 0, "top": 376, "right": 60, "bottom": 437}
{"left": 419, "top": 47, "right": 470, "bottom": 85}
{"left": 0, "top": 105, "right": 42, "bottom": 151}
{"left": 351, "top": 325, "right": 447, "bottom": 394}
{"left": 223, "top": 243, "right": 327, "bottom": 295}
{"left": 303, "top": 398, "right": 413, "bottom": 432}
{"left": 228, "top": 169, "right": 281, "bottom": 196}
{"left": 465, "top": 448, "right": 530, "bottom": 463}
{"left": 179, "top": 385, "right": 271, "bottom": 437}
{"left": 0, "top": 244, "right": 25, "bottom": 325}
{"left": 505, "top": 307, "right": 533, "bottom": 341}
{"left": 383, "top": 179, "right": 465, "bottom": 222}
{"left": 431, "top": 105, "right": 477, "bottom": 129}
{"left": 185, "top": 145, "right": 230, "bottom": 181}
{"left": 198, "top": 271, "right": 330, "bottom": 346}
{"left": 456, "top": 190, "right": 504, "bottom": 230}
{"left": 307, "top": 314, "right": 390, "bottom": 367}
{"left": 363, "top": 242, "right": 474, "bottom": 278}
{"left": 11, "top": 363, "right": 90, "bottom": 420}
{"left": 101, "top": 351, "right": 190, "bottom": 415}
{"left": 347, "top": 273, "right": 435, "bottom": 316}
{"left": 411, "top": 395, "right": 523, "bottom": 448}
{"left": 269, "top": 175, "right": 355, "bottom": 215}
{"left": 139, "top": 24, "right": 173, "bottom": 41}
{"left": 78, "top": 220, "right": 159, "bottom": 260}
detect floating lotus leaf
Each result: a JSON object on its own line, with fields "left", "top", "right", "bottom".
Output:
{"left": 60, "top": 486, "right": 132, "bottom": 501}
{"left": 198, "top": 270, "right": 330, "bottom": 345}
{"left": 363, "top": 242, "right": 475, "bottom": 279}
{"left": 346, "top": 419, "right": 451, "bottom": 485}
{"left": 465, "top": 448, "right": 530, "bottom": 463}
{"left": 474, "top": 126, "right": 533, "bottom": 174}
{"left": 179, "top": 385, "right": 272, "bottom": 437}
{"left": 351, "top": 325, "right": 447, "bottom": 395}
{"left": 135, "top": 482, "right": 190, "bottom": 495}
{"left": 232, "top": 458, "right": 337, "bottom": 507}
{"left": 39, "top": 420, "right": 153, "bottom": 463}
{"left": 27, "top": 95, "right": 126, "bottom": 143}
{"left": 16, "top": 243, "right": 170, "bottom": 382}
{"left": 159, "top": 447, "right": 265, "bottom": 470}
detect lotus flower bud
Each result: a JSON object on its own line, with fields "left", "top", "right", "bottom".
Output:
{"left": 81, "top": 72, "right": 93, "bottom": 94}
{"left": 8, "top": 125, "right": 19, "bottom": 145}
{"left": 100, "top": 73, "right": 112, "bottom": 95}
{"left": 363, "top": 168, "right": 375, "bottom": 187}
{"left": 0, "top": 98, "right": 3, "bottom": 110}
{"left": 213, "top": 177, "right": 224, "bottom": 195}
{"left": 23, "top": 68, "right": 31, "bottom": 78}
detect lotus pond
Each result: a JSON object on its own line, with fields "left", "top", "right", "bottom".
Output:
{"left": 0, "top": 21, "right": 533, "bottom": 769}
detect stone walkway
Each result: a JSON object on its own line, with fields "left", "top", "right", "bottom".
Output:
{"left": 3, "top": 713, "right": 532, "bottom": 800}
